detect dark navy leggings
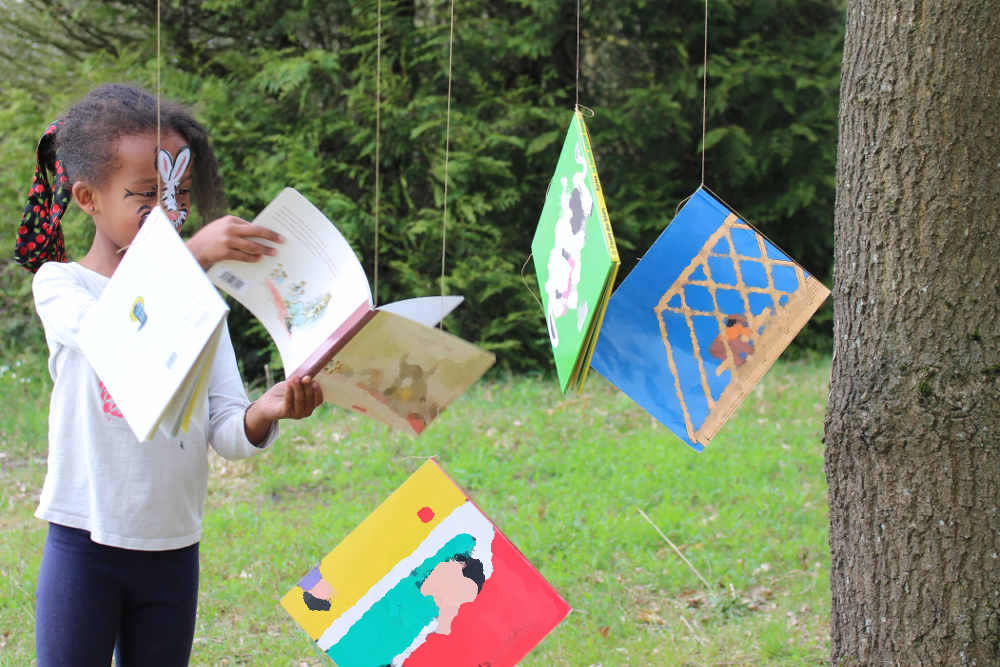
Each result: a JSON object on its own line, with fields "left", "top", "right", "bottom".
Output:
{"left": 36, "top": 523, "right": 199, "bottom": 667}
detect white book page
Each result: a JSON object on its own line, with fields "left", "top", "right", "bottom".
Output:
{"left": 160, "top": 320, "right": 224, "bottom": 437}
{"left": 79, "top": 208, "right": 229, "bottom": 441}
{"left": 377, "top": 295, "right": 464, "bottom": 328}
{"left": 208, "top": 188, "right": 372, "bottom": 372}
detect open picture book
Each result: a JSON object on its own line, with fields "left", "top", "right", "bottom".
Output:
{"left": 531, "top": 110, "right": 620, "bottom": 393}
{"left": 280, "top": 459, "right": 571, "bottom": 666}
{"left": 207, "top": 188, "right": 495, "bottom": 435}
{"left": 78, "top": 206, "right": 229, "bottom": 442}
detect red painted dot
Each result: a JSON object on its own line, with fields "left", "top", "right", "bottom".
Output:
{"left": 417, "top": 507, "right": 434, "bottom": 523}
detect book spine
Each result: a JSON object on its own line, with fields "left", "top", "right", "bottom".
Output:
{"left": 291, "top": 303, "right": 376, "bottom": 379}
{"left": 575, "top": 111, "right": 619, "bottom": 264}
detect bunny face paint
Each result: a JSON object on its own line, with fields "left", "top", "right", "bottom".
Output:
{"left": 157, "top": 144, "right": 192, "bottom": 230}
{"left": 91, "top": 131, "right": 192, "bottom": 257}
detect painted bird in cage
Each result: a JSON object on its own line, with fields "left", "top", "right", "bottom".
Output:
{"left": 709, "top": 313, "right": 754, "bottom": 367}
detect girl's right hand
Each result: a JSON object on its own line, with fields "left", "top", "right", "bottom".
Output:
{"left": 186, "top": 216, "right": 283, "bottom": 270}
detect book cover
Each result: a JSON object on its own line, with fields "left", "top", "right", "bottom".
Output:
{"left": 531, "top": 111, "right": 619, "bottom": 393}
{"left": 78, "top": 206, "right": 229, "bottom": 441}
{"left": 280, "top": 459, "right": 571, "bottom": 667}
{"left": 590, "top": 188, "right": 830, "bottom": 451}
{"left": 208, "top": 188, "right": 494, "bottom": 434}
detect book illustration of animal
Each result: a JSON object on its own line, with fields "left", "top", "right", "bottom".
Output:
{"left": 264, "top": 264, "right": 332, "bottom": 335}
{"left": 709, "top": 314, "right": 755, "bottom": 368}
{"left": 383, "top": 355, "right": 441, "bottom": 432}
{"left": 543, "top": 141, "right": 592, "bottom": 347}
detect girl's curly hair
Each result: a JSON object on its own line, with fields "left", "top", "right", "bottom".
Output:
{"left": 51, "top": 83, "right": 224, "bottom": 221}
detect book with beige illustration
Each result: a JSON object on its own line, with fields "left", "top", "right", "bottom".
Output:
{"left": 207, "top": 188, "right": 495, "bottom": 435}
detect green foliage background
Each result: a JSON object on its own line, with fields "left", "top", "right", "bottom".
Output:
{"left": 0, "top": 0, "right": 843, "bottom": 381}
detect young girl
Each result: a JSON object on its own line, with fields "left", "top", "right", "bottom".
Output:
{"left": 17, "top": 83, "right": 324, "bottom": 666}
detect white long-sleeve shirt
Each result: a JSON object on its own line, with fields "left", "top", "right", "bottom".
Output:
{"left": 32, "top": 261, "right": 277, "bottom": 550}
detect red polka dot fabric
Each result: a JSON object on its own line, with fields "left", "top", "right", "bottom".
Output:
{"left": 15, "top": 121, "right": 70, "bottom": 272}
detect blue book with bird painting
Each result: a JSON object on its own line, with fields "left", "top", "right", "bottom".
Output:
{"left": 590, "top": 188, "right": 829, "bottom": 451}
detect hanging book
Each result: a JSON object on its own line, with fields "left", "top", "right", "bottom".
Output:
{"left": 531, "top": 111, "right": 619, "bottom": 393}
{"left": 590, "top": 188, "right": 829, "bottom": 451}
{"left": 78, "top": 206, "right": 229, "bottom": 441}
{"left": 208, "top": 188, "right": 495, "bottom": 435}
{"left": 281, "top": 459, "right": 571, "bottom": 666}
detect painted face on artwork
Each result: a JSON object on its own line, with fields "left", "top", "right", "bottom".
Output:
{"left": 419, "top": 559, "right": 479, "bottom": 635}
{"left": 310, "top": 578, "right": 335, "bottom": 601}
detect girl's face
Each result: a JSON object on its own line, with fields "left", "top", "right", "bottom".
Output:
{"left": 92, "top": 130, "right": 192, "bottom": 252}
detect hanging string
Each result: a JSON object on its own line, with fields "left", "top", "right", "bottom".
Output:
{"left": 575, "top": 0, "right": 581, "bottom": 111}
{"left": 519, "top": 253, "right": 545, "bottom": 312}
{"left": 155, "top": 0, "right": 161, "bottom": 200}
{"left": 699, "top": 0, "right": 709, "bottom": 187}
{"left": 439, "top": 0, "right": 455, "bottom": 312}
{"left": 373, "top": 0, "right": 382, "bottom": 306}
{"left": 700, "top": 183, "right": 789, "bottom": 254}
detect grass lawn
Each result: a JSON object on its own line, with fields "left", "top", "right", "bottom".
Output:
{"left": 0, "top": 351, "right": 831, "bottom": 665}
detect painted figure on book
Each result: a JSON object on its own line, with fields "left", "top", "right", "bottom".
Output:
{"left": 544, "top": 142, "right": 592, "bottom": 347}
{"left": 383, "top": 355, "right": 441, "bottom": 433}
{"left": 327, "top": 534, "right": 484, "bottom": 666}
{"left": 315, "top": 503, "right": 496, "bottom": 667}
{"left": 265, "top": 263, "right": 331, "bottom": 334}
{"left": 326, "top": 355, "right": 442, "bottom": 433}
{"left": 298, "top": 567, "right": 336, "bottom": 611}
{"left": 709, "top": 314, "right": 755, "bottom": 368}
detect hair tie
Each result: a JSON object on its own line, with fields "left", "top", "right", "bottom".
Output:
{"left": 15, "top": 121, "right": 70, "bottom": 272}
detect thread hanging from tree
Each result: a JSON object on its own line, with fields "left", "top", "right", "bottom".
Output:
{"left": 371, "top": 0, "right": 457, "bottom": 325}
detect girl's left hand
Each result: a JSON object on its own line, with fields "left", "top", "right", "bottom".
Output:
{"left": 187, "top": 215, "right": 283, "bottom": 270}
{"left": 244, "top": 375, "right": 324, "bottom": 444}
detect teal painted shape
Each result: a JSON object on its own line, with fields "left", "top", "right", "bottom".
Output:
{"left": 326, "top": 533, "right": 476, "bottom": 667}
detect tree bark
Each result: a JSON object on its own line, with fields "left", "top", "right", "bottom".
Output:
{"left": 826, "top": 1, "right": 1000, "bottom": 664}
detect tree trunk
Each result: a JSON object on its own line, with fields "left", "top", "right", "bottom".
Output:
{"left": 825, "top": 1, "right": 1000, "bottom": 664}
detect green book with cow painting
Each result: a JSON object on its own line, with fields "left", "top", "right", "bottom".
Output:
{"left": 531, "top": 111, "right": 620, "bottom": 393}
